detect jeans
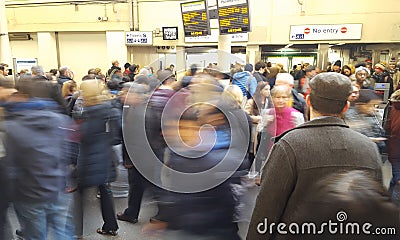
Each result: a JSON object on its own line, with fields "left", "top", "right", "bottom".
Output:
{"left": 14, "top": 191, "right": 73, "bottom": 240}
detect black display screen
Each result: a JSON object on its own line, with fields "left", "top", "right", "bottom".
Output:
{"left": 217, "top": 0, "right": 250, "bottom": 35}
{"left": 181, "top": 0, "right": 210, "bottom": 37}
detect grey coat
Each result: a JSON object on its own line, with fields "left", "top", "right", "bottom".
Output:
{"left": 247, "top": 116, "right": 382, "bottom": 240}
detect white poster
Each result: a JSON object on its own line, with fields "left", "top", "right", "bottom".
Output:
{"left": 126, "top": 31, "right": 153, "bottom": 46}
{"left": 289, "top": 24, "right": 362, "bottom": 41}
{"left": 13, "top": 58, "right": 38, "bottom": 74}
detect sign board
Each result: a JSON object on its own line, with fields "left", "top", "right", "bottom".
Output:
{"left": 185, "top": 28, "right": 248, "bottom": 43}
{"left": 162, "top": 27, "right": 178, "bottom": 40}
{"left": 181, "top": 0, "right": 210, "bottom": 37}
{"left": 126, "top": 31, "right": 153, "bottom": 45}
{"left": 217, "top": 0, "right": 250, "bottom": 35}
{"left": 289, "top": 24, "right": 362, "bottom": 41}
{"left": 13, "top": 58, "right": 38, "bottom": 75}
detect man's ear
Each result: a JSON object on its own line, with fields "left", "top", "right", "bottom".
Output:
{"left": 306, "top": 94, "right": 311, "bottom": 107}
{"left": 341, "top": 101, "right": 350, "bottom": 114}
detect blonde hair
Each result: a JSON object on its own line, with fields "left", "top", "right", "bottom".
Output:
{"left": 80, "top": 79, "right": 109, "bottom": 106}
{"left": 224, "top": 84, "right": 243, "bottom": 106}
{"left": 271, "top": 84, "right": 291, "bottom": 98}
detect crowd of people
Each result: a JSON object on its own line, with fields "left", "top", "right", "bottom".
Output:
{"left": 0, "top": 58, "right": 399, "bottom": 239}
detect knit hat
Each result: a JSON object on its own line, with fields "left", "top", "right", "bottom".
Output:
{"left": 333, "top": 60, "right": 342, "bottom": 67}
{"left": 355, "top": 66, "right": 370, "bottom": 75}
{"left": 374, "top": 63, "right": 385, "bottom": 72}
{"left": 390, "top": 89, "right": 400, "bottom": 102}
{"left": 309, "top": 72, "right": 352, "bottom": 101}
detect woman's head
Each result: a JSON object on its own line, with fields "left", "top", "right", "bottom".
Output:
{"left": 341, "top": 65, "right": 352, "bottom": 77}
{"left": 255, "top": 81, "right": 271, "bottom": 98}
{"left": 271, "top": 85, "right": 291, "bottom": 110}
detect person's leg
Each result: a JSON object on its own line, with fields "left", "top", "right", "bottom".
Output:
{"left": 98, "top": 184, "right": 118, "bottom": 232}
{"left": 0, "top": 202, "right": 8, "bottom": 239}
{"left": 14, "top": 202, "right": 47, "bottom": 240}
{"left": 124, "top": 167, "right": 145, "bottom": 219}
{"left": 73, "top": 189, "right": 84, "bottom": 238}
{"left": 47, "top": 191, "right": 74, "bottom": 240}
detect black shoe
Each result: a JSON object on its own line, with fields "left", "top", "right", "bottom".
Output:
{"left": 16, "top": 229, "right": 24, "bottom": 239}
{"left": 117, "top": 212, "right": 138, "bottom": 224}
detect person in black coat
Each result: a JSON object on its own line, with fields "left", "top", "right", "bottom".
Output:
{"left": 75, "top": 79, "right": 119, "bottom": 236}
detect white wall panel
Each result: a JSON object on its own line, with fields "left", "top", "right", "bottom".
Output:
{"left": 58, "top": 32, "right": 108, "bottom": 82}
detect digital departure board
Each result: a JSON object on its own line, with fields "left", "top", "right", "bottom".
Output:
{"left": 181, "top": 0, "right": 210, "bottom": 37}
{"left": 217, "top": 0, "right": 250, "bottom": 35}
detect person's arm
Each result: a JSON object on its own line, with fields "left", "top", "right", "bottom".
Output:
{"left": 244, "top": 99, "right": 261, "bottom": 123}
{"left": 292, "top": 111, "right": 305, "bottom": 127}
{"left": 249, "top": 77, "right": 257, "bottom": 96}
{"left": 247, "top": 140, "right": 296, "bottom": 240}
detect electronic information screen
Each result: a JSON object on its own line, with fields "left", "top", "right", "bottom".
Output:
{"left": 181, "top": 0, "right": 210, "bottom": 37}
{"left": 217, "top": 0, "right": 250, "bottom": 35}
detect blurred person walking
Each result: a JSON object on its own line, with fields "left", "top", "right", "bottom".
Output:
{"left": 385, "top": 89, "right": 400, "bottom": 207}
{"left": 2, "top": 77, "right": 74, "bottom": 240}
{"left": 74, "top": 79, "right": 119, "bottom": 236}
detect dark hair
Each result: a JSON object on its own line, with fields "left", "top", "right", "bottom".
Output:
{"left": 252, "top": 82, "right": 271, "bottom": 116}
{"left": 107, "top": 79, "right": 120, "bottom": 91}
{"left": 190, "top": 64, "right": 198, "bottom": 76}
{"left": 88, "top": 68, "right": 97, "bottom": 74}
{"left": 49, "top": 69, "right": 58, "bottom": 76}
{"left": 310, "top": 93, "right": 347, "bottom": 115}
{"left": 255, "top": 61, "right": 266, "bottom": 71}
{"left": 124, "top": 62, "right": 131, "bottom": 69}
{"left": 82, "top": 74, "right": 97, "bottom": 81}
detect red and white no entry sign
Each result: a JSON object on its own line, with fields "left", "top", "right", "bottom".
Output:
{"left": 341, "top": 27, "right": 347, "bottom": 33}
{"left": 304, "top": 28, "right": 310, "bottom": 34}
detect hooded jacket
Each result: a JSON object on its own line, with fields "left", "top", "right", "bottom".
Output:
{"left": 2, "top": 99, "right": 71, "bottom": 203}
{"left": 232, "top": 71, "right": 257, "bottom": 98}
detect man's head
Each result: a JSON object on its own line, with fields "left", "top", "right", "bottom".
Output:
{"left": 308, "top": 72, "right": 352, "bottom": 116}
{"left": 31, "top": 65, "right": 44, "bottom": 76}
{"left": 389, "top": 58, "right": 396, "bottom": 70}
{"left": 59, "top": 66, "right": 73, "bottom": 78}
{"left": 0, "top": 63, "right": 9, "bottom": 76}
{"left": 305, "top": 65, "right": 316, "bottom": 78}
{"left": 348, "top": 84, "right": 360, "bottom": 102}
{"left": 333, "top": 60, "right": 342, "bottom": 73}
{"left": 255, "top": 61, "right": 266, "bottom": 74}
{"left": 354, "top": 89, "right": 382, "bottom": 115}
{"left": 112, "top": 60, "right": 119, "bottom": 67}
{"left": 157, "top": 69, "right": 175, "bottom": 85}
{"left": 275, "top": 73, "right": 294, "bottom": 89}
{"left": 355, "top": 66, "right": 370, "bottom": 84}
{"left": 0, "top": 65, "right": 5, "bottom": 76}
{"left": 244, "top": 64, "right": 254, "bottom": 73}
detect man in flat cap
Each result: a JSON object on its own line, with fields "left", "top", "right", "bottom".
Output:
{"left": 247, "top": 73, "right": 385, "bottom": 239}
